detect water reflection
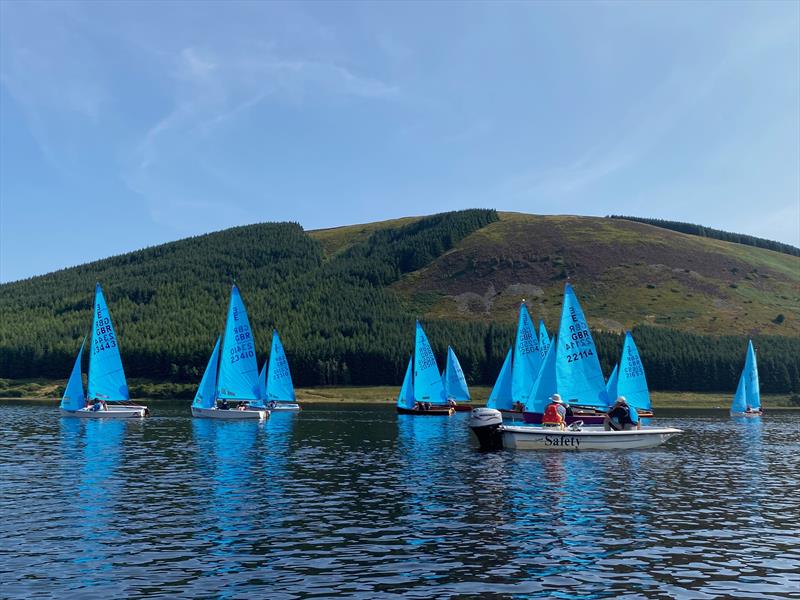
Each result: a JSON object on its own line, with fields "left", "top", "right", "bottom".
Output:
{"left": 1, "top": 402, "right": 798, "bottom": 598}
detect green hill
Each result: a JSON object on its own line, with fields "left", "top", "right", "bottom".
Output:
{"left": 1, "top": 209, "right": 798, "bottom": 393}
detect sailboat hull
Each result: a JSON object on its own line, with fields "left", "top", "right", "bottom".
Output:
{"left": 500, "top": 425, "right": 682, "bottom": 451}
{"left": 191, "top": 406, "right": 268, "bottom": 420}
{"left": 60, "top": 405, "right": 147, "bottom": 418}
{"left": 397, "top": 406, "right": 454, "bottom": 416}
{"left": 266, "top": 403, "right": 301, "bottom": 412}
{"left": 452, "top": 404, "right": 472, "bottom": 412}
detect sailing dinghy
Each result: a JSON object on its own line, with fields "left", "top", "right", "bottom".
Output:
{"left": 443, "top": 346, "right": 471, "bottom": 411}
{"left": 486, "top": 302, "right": 541, "bottom": 415}
{"left": 60, "top": 284, "right": 148, "bottom": 418}
{"left": 522, "top": 284, "right": 608, "bottom": 425}
{"left": 614, "top": 332, "right": 654, "bottom": 418}
{"left": 259, "top": 330, "right": 300, "bottom": 411}
{"left": 396, "top": 322, "right": 453, "bottom": 415}
{"left": 731, "top": 340, "right": 761, "bottom": 417}
{"left": 191, "top": 285, "right": 268, "bottom": 420}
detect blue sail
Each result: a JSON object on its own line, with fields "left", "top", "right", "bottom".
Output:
{"left": 616, "top": 332, "right": 651, "bottom": 411}
{"left": 539, "top": 320, "right": 551, "bottom": 357}
{"left": 605, "top": 363, "right": 619, "bottom": 400}
{"left": 555, "top": 283, "right": 609, "bottom": 408}
{"left": 61, "top": 337, "right": 86, "bottom": 411}
{"left": 511, "top": 303, "right": 542, "bottom": 404}
{"left": 193, "top": 337, "right": 221, "bottom": 409}
{"left": 744, "top": 340, "right": 760, "bottom": 410}
{"left": 444, "top": 346, "right": 470, "bottom": 402}
{"left": 265, "top": 330, "right": 296, "bottom": 402}
{"left": 526, "top": 337, "right": 558, "bottom": 414}
{"left": 397, "top": 357, "right": 416, "bottom": 409}
{"left": 487, "top": 348, "right": 513, "bottom": 410}
{"left": 87, "top": 283, "right": 130, "bottom": 401}
{"left": 258, "top": 361, "right": 268, "bottom": 400}
{"left": 731, "top": 370, "right": 747, "bottom": 413}
{"left": 413, "top": 321, "right": 447, "bottom": 405}
{"left": 217, "top": 285, "right": 260, "bottom": 400}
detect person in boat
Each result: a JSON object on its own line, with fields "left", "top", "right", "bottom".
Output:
{"left": 605, "top": 396, "right": 640, "bottom": 431}
{"left": 512, "top": 401, "right": 524, "bottom": 412}
{"left": 541, "top": 394, "right": 567, "bottom": 429}
{"left": 448, "top": 398, "right": 457, "bottom": 408}
{"left": 216, "top": 398, "right": 229, "bottom": 410}
{"left": 268, "top": 400, "right": 276, "bottom": 409}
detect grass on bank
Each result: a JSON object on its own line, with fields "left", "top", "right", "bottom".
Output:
{"left": 2, "top": 378, "right": 798, "bottom": 408}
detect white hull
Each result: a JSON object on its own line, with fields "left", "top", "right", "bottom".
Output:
{"left": 61, "top": 405, "right": 147, "bottom": 419}
{"left": 268, "top": 403, "right": 300, "bottom": 412}
{"left": 500, "top": 425, "right": 682, "bottom": 451}
{"left": 191, "top": 406, "right": 268, "bottom": 420}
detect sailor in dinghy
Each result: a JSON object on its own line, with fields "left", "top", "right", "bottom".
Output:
{"left": 396, "top": 322, "right": 454, "bottom": 416}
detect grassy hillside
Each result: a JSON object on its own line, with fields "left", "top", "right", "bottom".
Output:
{"left": 388, "top": 212, "right": 800, "bottom": 337}
{"left": 1, "top": 209, "right": 798, "bottom": 393}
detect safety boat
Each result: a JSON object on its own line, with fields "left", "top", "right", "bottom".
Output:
{"left": 59, "top": 284, "right": 149, "bottom": 419}
{"left": 469, "top": 408, "right": 682, "bottom": 451}
{"left": 191, "top": 285, "right": 268, "bottom": 420}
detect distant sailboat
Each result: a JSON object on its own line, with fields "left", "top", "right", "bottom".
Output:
{"left": 261, "top": 330, "right": 300, "bottom": 411}
{"left": 396, "top": 321, "right": 453, "bottom": 416}
{"left": 486, "top": 348, "right": 513, "bottom": 410}
{"left": 60, "top": 284, "right": 148, "bottom": 418}
{"left": 538, "top": 320, "right": 551, "bottom": 357}
{"left": 191, "top": 285, "right": 268, "bottom": 420}
{"left": 486, "top": 302, "right": 541, "bottom": 413}
{"left": 443, "top": 346, "right": 471, "bottom": 410}
{"left": 731, "top": 340, "right": 761, "bottom": 416}
{"left": 615, "top": 332, "right": 653, "bottom": 418}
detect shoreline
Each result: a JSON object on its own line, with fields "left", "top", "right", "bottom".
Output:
{"left": 0, "top": 381, "right": 796, "bottom": 409}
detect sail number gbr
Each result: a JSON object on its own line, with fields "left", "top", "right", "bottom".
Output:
{"left": 94, "top": 317, "right": 117, "bottom": 354}
{"left": 229, "top": 325, "right": 254, "bottom": 363}
{"left": 566, "top": 349, "right": 594, "bottom": 363}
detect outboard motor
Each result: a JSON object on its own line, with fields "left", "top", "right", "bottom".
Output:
{"left": 469, "top": 408, "right": 504, "bottom": 451}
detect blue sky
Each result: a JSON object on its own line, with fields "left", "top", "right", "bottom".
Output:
{"left": 1, "top": 1, "right": 798, "bottom": 282}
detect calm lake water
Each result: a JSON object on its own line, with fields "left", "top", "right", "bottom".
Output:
{"left": 1, "top": 402, "right": 798, "bottom": 599}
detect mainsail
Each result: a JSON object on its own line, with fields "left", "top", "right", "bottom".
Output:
{"left": 487, "top": 348, "right": 513, "bottom": 410}
{"left": 193, "top": 337, "right": 221, "bottom": 409}
{"left": 87, "top": 283, "right": 130, "bottom": 401}
{"left": 265, "top": 330, "right": 296, "bottom": 402}
{"left": 539, "top": 320, "right": 551, "bottom": 357}
{"left": 217, "top": 285, "right": 260, "bottom": 400}
{"left": 511, "top": 303, "right": 542, "bottom": 405}
{"left": 413, "top": 321, "right": 447, "bottom": 405}
{"left": 605, "top": 363, "right": 619, "bottom": 400}
{"left": 525, "top": 337, "right": 558, "bottom": 414}
{"left": 61, "top": 337, "right": 86, "bottom": 411}
{"left": 743, "top": 340, "right": 760, "bottom": 410}
{"left": 615, "top": 332, "right": 651, "bottom": 411}
{"left": 555, "top": 283, "right": 609, "bottom": 408}
{"left": 397, "top": 357, "right": 416, "bottom": 410}
{"left": 443, "top": 346, "right": 470, "bottom": 402}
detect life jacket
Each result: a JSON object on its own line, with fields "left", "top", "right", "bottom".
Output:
{"left": 542, "top": 402, "right": 564, "bottom": 425}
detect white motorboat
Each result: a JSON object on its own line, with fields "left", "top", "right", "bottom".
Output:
{"left": 469, "top": 408, "right": 682, "bottom": 451}
{"left": 191, "top": 406, "right": 267, "bottom": 420}
{"left": 61, "top": 405, "right": 148, "bottom": 419}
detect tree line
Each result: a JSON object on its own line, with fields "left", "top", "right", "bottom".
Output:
{"left": 1, "top": 209, "right": 798, "bottom": 393}
{"left": 608, "top": 215, "right": 800, "bottom": 257}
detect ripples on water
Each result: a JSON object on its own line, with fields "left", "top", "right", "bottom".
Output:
{"left": 0, "top": 402, "right": 798, "bottom": 599}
